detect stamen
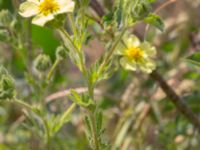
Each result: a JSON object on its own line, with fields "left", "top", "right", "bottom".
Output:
{"left": 125, "top": 47, "right": 144, "bottom": 61}
{"left": 38, "top": 0, "right": 59, "bottom": 16}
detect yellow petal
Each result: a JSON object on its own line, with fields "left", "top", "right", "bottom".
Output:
{"left": 120, "top": 57, "right": 137, "bottom": 71}
{"left": 27, "top": 0, "right": 39, "bottom": 3}
{"left": 32, "top": 14, "right": 54, "bottom": 26}
{"left": 126, "top": 34, "right": 140, "bottom": 48}
{"left": 115, "top": 42, "right": 127, "bottom": 55}
{"left": 19, "top": 1, "right": 38, "bottom": 17}
{"left": 57, "top": 0, "right": 75, "bottom": 14}
{"left": 139, "top": 42, "right": 156, "bottom": 57}
{"left": 139, "top": 59, "right": 156, "bottom": 73}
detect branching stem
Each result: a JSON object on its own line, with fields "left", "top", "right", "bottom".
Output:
{"left": 89, "top": 0, "right": 200, "bottom": 130}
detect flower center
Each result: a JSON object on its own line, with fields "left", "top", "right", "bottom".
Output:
{"left": 38, "top": 0, "right": 60, "bottom": 16}
{"left": 125, "top": 47, "right": 144, "bottom": 61}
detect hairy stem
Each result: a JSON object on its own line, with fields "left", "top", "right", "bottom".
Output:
{"left": 59, "top": 27, "right": 87, "bottom": 76}
{"left": 13, "top": 98, "right": 32, "bottom": 110}
{"left": 42, "top": 117, "right": 51, "bottom": 149}
{"left": 90, "top": 111, "right": 99, "bottom": 150}
{"left": 59, "top": 26, "right": 100, "bottom": 149}
{"left": 60, "top": 103, "right": 76, "bottom": 123}
{"left": 47, "top": 59, "right": 60, "bottom": 81}
{"left": 98, "top": 28, "right": 127, "bottom": 76}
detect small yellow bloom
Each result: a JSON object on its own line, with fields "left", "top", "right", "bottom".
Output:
{"left": 19, "top": 0, "right": 75, "bottom": 26}
{"left": 116, "top": 34, "right": 156, "bottom": 73}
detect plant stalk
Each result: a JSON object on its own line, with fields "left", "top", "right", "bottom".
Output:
{"left": 90, "top": 111, "right": 99, "bottom": 150}
{"left": 58, "top": 27, "right": 87, "bottom": 77}
{"left": 47, "top": 59, "right": 60, "bottom": 81}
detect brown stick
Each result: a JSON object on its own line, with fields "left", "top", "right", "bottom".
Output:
{"left": 89, "top": 0, "right": 105, "bottom": 17}
{"left": 150, "top": 70, "right": 200, "bottom": 129}
{"left": 89, "top": 0, "right": 200, "bottom": 130}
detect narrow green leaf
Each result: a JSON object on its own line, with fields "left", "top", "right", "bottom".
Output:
{"left": 69, "top": 89, "right": 94, "bottom": 108}
{"left": 144, "top": 13, "right": 164, "bottom": 31}
{"left": 187, "top": 52, "right": 200, "bottom": 67}
{"left": 59, "top": 103, "right": 76, "bottom": 126}
{"left": 96, "top": 111, "right": 103, "bottom": 135}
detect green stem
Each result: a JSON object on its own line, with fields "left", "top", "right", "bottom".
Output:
{"left": 42, "top": 117, "right": 51, "bottom": 149}
{"left": 68, "top": 14, "right": 76, "bottom": 34}
{"left": 59, "top": 27, "right": 100, "bottom": 149}
{"left": 59, "top": 27, "right": 79, "bottom": 53}
{"left": 60, "top": 103, "right": 76, "bottom": 123}
{"left": 89, "top": 29, "right": 127, "bottom": 150}
{"left": 59, "top": 26, "right": 127, "bottom": 150}
{"left": 98, "top": 28, "right": 127, "bottom": 76}
{"left": 58, "top": 27, "right": 87, "bottom": 76}
{"left": 13, "top": 98, "right": 32, "bottom": 111}
{"left": 47, "top": 59, "right": 60, "bottom": 81}
{"left": 90, "top": 111, "right": 99, "bottom": 150}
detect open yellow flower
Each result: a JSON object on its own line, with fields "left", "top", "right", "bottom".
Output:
{"left": 19, "top": 0, "right": 75, "bottom": 26}
{"left": 116, "top": 34, "right": 156, "bottom": 73}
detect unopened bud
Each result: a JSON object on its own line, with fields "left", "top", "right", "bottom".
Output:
{"left": 0, "top": 66, "right": 8, "bottom": 78}
{"left": 56, "top": 46, "right": 67, "bottom": 60}
{"left": 0, "top": 67, "right": 15, "bottom": 100}
{"left": 34, "top": 54, "right": 52, "bottom": 73}
{"left": 132, "top": 2, "right": 150, "bottom": 20}
{"left": 0, "top": 10, "right": 13, "bottom": 27}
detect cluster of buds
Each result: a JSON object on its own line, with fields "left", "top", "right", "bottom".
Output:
{"left": 0, "top": 66, "right": 15, "bottom": 100}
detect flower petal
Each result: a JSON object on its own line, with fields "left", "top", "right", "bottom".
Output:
{"left": 126, "top": 34, "right": 140, "bottom": 48}
{"left": 57, "top": 0, "right": 75, "bottom": 14}
{"left": 139, "top": 41, "right": 156, "bottom": 57}
{"left": 32, "top": 14, "right": 54, "bottom": 26}
{"left": 19, "top": 1, "right": 39, "bottom": 17}
{"left": 120, "top": 57, "right": 137, "bottom": 71}
{"left": 115, "top": 42, "right": 127, "bottom": 55}
{"left": 139, "top": 59, "right": 156, "bottom": 73}
{"left": 27, "top": 0, "right": 40, "bottom": 4}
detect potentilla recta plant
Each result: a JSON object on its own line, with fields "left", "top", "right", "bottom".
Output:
{"left": 0, "top": 0, "right": 165, "bottom": 149}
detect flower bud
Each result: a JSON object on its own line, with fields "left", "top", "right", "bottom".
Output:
{"left": 132, "top": 2, "right": 150, "bottom": 20}
{"left": 0, "top": 9, "right": 13, "bottom": 27}
{"left": 34, "top": 54, "right": 52, "bottom": 73}
{"left": 56, "top": 46, "right": 67, "bottom": 60}
{"left": 0, "top": 66, "right": 8, "bottom": 78}
{"left": 0, "top": 66, "right": 15, "bottom": 100}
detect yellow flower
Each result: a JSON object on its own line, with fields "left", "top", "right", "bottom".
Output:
{"left": 19, "top": 0, "right": 75, "bottom": 26}
{"left": 116, "top": 34, "right": 156, "bottom": 73}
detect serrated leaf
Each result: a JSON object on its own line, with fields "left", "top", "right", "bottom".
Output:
{"left": 96, "top": 111, "right": 103, "bottom": 135}
{"left": 144, "top": 13, "right": 164, "bottom": 31}
{"left": 69, "top": 89, "right": 94, "bottom": 108}
{"left": 59, "top": 103, "right": 76, "bottom": 126}
{"left": 103, "top": 12, "right": 114, "bottom": 24}
{"left": 84, "top": 116, "right": 92, "bottom": 136}
{"left": 187, "top": 52, "right": 200, "bottom": 67}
